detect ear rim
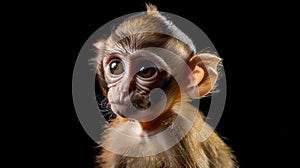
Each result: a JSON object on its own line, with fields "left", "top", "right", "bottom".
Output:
{"left": 198, "top": 52, "right": 222, "bottom": 70}
{"left": 186, "top": 52, "right": 222, "bottom": 98}
{"left": 93, "top": 40, "right": 109, "bottom": 97}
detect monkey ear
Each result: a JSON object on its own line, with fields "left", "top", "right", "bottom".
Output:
{"left": 185, "top": 53, "right": 221, "bottom": 98}
{"left": 92, "top": 40, "right": 106, "bottom": 70}
{"left": 93, "top": 40, "right": 109, "bottom": 96}
{"left": 93, "top": 40, "right": 105, "bottom": 49}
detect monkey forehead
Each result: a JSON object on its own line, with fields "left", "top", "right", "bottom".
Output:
{"left": 105, "top": 10, "right": 196, "bottom": 55}
{"left": 131, "top": 48, "right": 186, "bottom": 68}
{"left": 127, "top": 49, "right": 171, "bottom": 69}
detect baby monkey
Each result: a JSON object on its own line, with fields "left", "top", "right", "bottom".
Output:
{"left": 94, "top": 4, "right": 237, "bottom": 168}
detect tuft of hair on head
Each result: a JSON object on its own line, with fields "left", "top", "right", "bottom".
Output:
{"left": 145, "top": 3, "right": 159, "bottom": 16}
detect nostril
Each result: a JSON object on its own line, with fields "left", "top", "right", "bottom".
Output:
{"left": 131, "top": 95, "right": 150, "bottom": 110}
{"left": 132, "top": 102, "right": 140, "bottom": 109}
{"left": 147, "top": 101, "right": 151, "bottom": 108}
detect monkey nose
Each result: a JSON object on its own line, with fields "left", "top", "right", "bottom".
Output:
{"left": 119, "top": 91, "right": 130, "bottom": 102}
{"left": 131, "top": 97, "right": 151, "bottom": 110}
{"left": 119, "top": 83, "right": 134, "bottom": 101}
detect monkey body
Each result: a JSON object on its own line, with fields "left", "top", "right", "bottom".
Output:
{"left": 99, "top": 102, "right": 235, "bottom": 168}
{"left": 94, "top": 4, "right": 237, "bottom": 168}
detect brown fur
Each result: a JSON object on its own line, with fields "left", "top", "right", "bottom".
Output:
{"left": 97, "top": 102, "right": 236, "bottom": 168}
{"left": 94, "top": 4, "right": 237, "bottom": 168}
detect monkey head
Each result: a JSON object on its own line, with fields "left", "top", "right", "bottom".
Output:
{"left": 94, "top": 5, "right": 221, "bottom": 123}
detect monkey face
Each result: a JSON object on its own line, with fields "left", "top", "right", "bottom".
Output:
{"left": 103, "top": 50, "right": 170, "bottom": 121}
{"left": 94, "top": 6, "right": 222, "bottom": 123}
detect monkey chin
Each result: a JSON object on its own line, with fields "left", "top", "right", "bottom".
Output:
{"left": 111, "top": 107, "right": 173, "bottom": 138}
{"left": 116, "top": 120, "right": 167, "bottom": 142}
{"left": 111, "top": 118, "right": 146, "bottom": 137}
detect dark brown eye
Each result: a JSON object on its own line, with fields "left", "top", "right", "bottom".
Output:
{"left": 137, "top": 66, "right": 156, "bottom": 78}
{"left": 109, "top": 60, "right": 124, "bottom": 75}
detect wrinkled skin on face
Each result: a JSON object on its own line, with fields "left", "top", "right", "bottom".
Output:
{"left": 103, "top": 50, "right": 172, "bottom": 121}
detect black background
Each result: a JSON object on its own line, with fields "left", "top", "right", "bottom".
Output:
{"left": 8, "top": 0, "right": 296, "bottom": 167}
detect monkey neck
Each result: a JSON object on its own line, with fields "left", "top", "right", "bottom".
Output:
{"left": 139, "top": 111, "right": 175, "bottom": 134}
{"left": 138, "top": 100, "right": 185, "bottom": 135}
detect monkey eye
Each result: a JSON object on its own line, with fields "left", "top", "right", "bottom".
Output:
{"left": 137, "top": 66, "right": 157, "bottom": 78}
{"left": 109, "top": 60, "right": 124, "bottom": 75}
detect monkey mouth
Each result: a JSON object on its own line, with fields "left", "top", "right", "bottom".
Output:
{"left": 110, "top": 102, "right": 154, "bottom": 120}
{"left": 132, "top": 102, "right": 151, "bottom": 110}
{"left": 110, "top": 102, "right": 141, "bottom": 118}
